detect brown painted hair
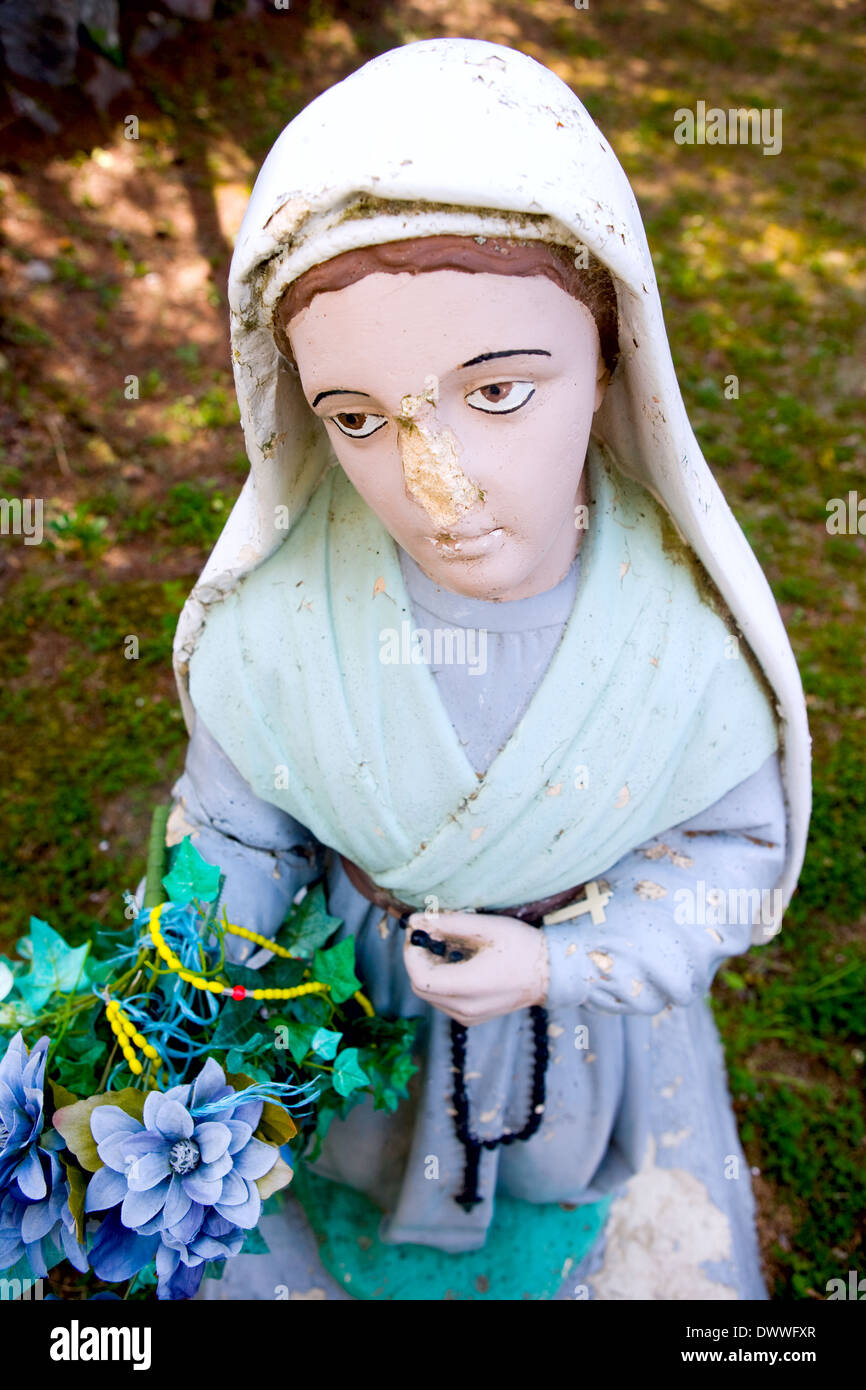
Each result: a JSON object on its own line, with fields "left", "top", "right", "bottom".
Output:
{"left": 273, "top": 233, "right": 619, "bottom": 375}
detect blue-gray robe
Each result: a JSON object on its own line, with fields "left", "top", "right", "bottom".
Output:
{"left": 186, "top": 548, "right": 784, "bottom": 1300}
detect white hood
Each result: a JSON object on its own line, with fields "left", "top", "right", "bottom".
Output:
{"left": 173, "top": 37, "right": 810, "bottom": 922}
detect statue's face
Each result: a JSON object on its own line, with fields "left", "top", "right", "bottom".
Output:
{"left": 286, "top": 268, "right": 608, "bottom": 600}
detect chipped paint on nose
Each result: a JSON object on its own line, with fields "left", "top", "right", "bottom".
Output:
{"left": 399, "top": 374, "right": 440, "bottom": 419}
{"left": 397, "top": 375, "right": 481, "bottom": 528}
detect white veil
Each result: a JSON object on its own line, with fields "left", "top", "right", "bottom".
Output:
{"left": 173, "top": 37, "right": 810, "bottom": 925}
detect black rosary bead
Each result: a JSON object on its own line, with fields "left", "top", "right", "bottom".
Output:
{"left": 449, "top": 1003, "right": 549, "bottom": 1209}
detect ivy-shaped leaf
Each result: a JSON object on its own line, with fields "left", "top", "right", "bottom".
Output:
{"left": 223, "top": 1036, "right": 266, "bottom": 1071}
{"left": 275, "top": 884, "right": 341, "bottom": 960}
{"left": 311, "top": 1028, "right": 341, "bottom": 1061}
{"left": 86, "top": 956, "right": 117, "bottom": 986}
{"left": 282, "top": 1021, "right": 318, "bottom": 1065}
{"left": 52, "top": 1036, "right": 107, "bottom": 1099}
{"left": 376, "top": 1052, "right": 418, "bottom": 1112}
{"left": 14, "top": 918, "right": 90, "bottom": 1011}
{"left": 211, "top": 1003, "right": 263, "bottom": 1051}
{"left": 226, "top": 1057, "right": 270, "bottom": 1084}
{"left": 263, "top": 956, "right": 307, "bottom": 991}
{"left": 357, "top": 1018, "right": 420, "bottom": 1113}
{"left": 312, "top": 936, "right": 361, "bottom": 1005}
{"left": 332, "top": 1047, "right": 369, "bottom": 1098}
{"left": 212, "top": 964, "right": 266, "bottom": 1050}
{"left": 162, "top": 836, "right": 221, "bottom": 906}
{"left": 279, "top": 991, "right": 331, "bottom": 1028}
{"left": 307, "top": 1099, "right": 340, "bottom": 1162}
{"left": 0, "top": 1004, "right": 37, "bottom": 1031}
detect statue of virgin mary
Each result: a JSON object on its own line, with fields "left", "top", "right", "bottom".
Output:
{"left": 169, "top": 38, "right": 811, "bottom": 1301}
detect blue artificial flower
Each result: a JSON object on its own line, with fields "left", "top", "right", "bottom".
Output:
{"left": 0, "top": 1031, "right": 52, "bottom": 1197}
{"left": 156, "top": 1210, "right": 245, "bottom": 1300}
{"left": 0, "top": 1178, "right": 87, "bottom": 1279}
{"left": 85, "top": 1058, "right": 282, "bottom": 1298}
{"left": 0, "top": 1032, "right": 88, "bottom": 1277}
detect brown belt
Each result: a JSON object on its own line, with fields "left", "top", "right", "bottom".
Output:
{"left": 339, "top": 854, "right": 585, "bottom": 928}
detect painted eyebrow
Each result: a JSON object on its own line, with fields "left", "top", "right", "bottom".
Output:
{"left": 458, "top": 348, "right": 552, "bottom": 368}
{"left": 311, "top": 349, "right": 551, "bottom": 406}
{"left": 311, "top": 388, "right": 372, "bottom": 408}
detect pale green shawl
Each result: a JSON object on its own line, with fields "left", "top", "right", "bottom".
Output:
{"left": 189, "top": 445, "right": 779, "bottom": 911}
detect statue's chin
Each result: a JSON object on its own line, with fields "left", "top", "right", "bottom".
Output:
{"left": 407, "top": 542, "right": 558, "bottom": 604}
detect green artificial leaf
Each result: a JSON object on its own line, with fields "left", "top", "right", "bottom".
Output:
{"left": 212, "top": 1004, "right": 264, "bottom": 1051}
{"left": 226, "top": 1069, "right": 257, "bottom": 1091}
{"left": 2, "top": 1253, "right": 43, "bottom": 1288}
{"left": 332, "top": 1047, "right": 369, "bottom": 1098}
{"left": 311, "top": 1028, "right": 341, "bottom": 1061}
{"left": 242, "top": 1063, "right": 272, "bottom": 1084}
{"left": 14, "top": 918, "right": 90, "bottom": 1011}
{"left": 256, "top": 1152, "right": 293, "bottom": 1200}
{"left": 372, "top": 1052, "right": 418, "bottom": 1112}
{"left": 50, "top": 1012, "right": 109, "bottom": 1092}
{"left": 257, "top": 1100, "right": 297, "bottom": 1146}
{"left": 224, "top": 1038, "right": 265, "bottom": 1074}
{"left": 127, "top": 1262, "right": 158, "bottom": 1295}
{"left": 49, "top": 1079, "right": 79, "bottom": 1112}
{"left": 41, "top": 1235, "right": 67, "bottom": 1275}
{"left": 223, "top": 962, "right": 264, "bottom": 990}
{"left": 85, "top": 956, "right": 117, "bottom": 986}
{"left": 162, "top": 836, "right": 221, "bottom": 906}
{"left": 283, "top": 1021, "right": 318, "bottom": 1065}
{"left": 356, "top": 1017, "right": 420, "bottom": 1112}
{"left": 307, "top": 1098, "right": 344, "bottom": 1161}
{"left": 211, "top": 970, "right": 267, "bottom": 1051}
{"left": 263, "top": 955, "right": 307, "bottom": 991}
{"left": 278, "top": 990, "right": 331, "bottom": 1028}
{"left": 241, "top": 1225, "right": 271, "bottom": 1256}
{"left": 357, "top": 1047, "right": 400, "bottom": 1112}
{"left": 52, "top": 1037, "right": 108, "bottom": 1098}
{"left": 275, "top": 884, "right": 341, "bottom": 960}
{"left": 53, "top": 1088, "right": 146, "bottom": 1172}
{"left": 312, "top": 936, "right": 361, "bottom": 1005}
{"left": 0, "top": 1000, "right": 38, "bottom": 1029}
{"left": 367, "top": 1015, "right": 419, "bottom": 1049}
{"left": 59, "top": 1155, "right": 88, "bottom": 1243}
{"left": 389, "top": 1052, "right": 418, "bottom": 1092}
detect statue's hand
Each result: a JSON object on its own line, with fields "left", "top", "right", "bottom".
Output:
{"left": 402, "top": 911, "right": 549, "bottom": 1026}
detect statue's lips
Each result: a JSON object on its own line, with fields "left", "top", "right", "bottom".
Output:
{"left": 426, "top": 528, "right": 505, "bottom": 558}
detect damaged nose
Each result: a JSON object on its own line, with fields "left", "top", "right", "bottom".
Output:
{"left": 397, "top": 378, "right": 481, "bottom": 529}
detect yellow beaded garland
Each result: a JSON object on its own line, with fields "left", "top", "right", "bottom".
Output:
{"left": 105, "top": 997, "right": 162, "bottom": 1077}
{"left": 144, "top": 904, "right": 373, "bottom": 1015}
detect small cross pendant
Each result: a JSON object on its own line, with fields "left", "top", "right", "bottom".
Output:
{"left": 542, "top": 879, "right": 611, "bottom": 927}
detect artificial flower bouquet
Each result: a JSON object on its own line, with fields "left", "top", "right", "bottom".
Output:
{"left": 0, "top": 811, "right": 418, "bottom": 1299}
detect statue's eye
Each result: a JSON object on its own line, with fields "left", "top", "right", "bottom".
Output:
{"left": 330, "top": 410, "right": 387, "bottom": 438}
{"left": 465, "top": 381, "right": 535, "bottom": 414}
